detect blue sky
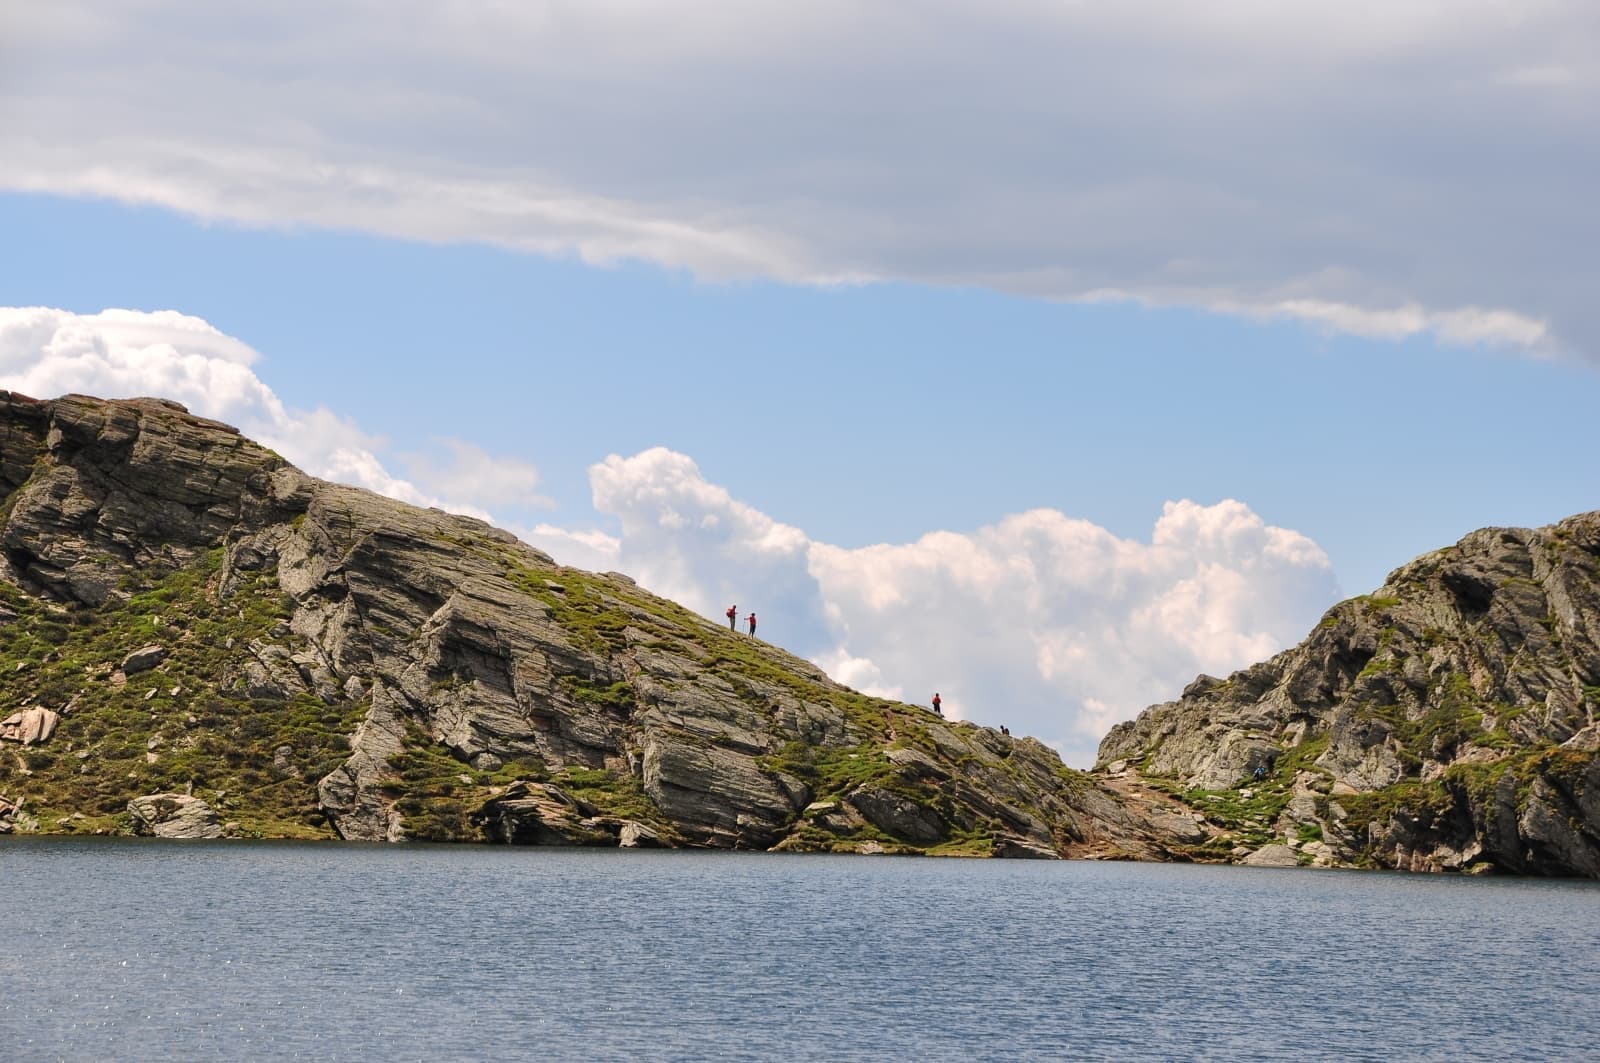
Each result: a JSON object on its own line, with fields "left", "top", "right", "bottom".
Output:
{"left": 7, "top": 192, "right": 1594, "bottom": 595}
{"left": 2, "top": 2, "right": 1595, "bottom": 763}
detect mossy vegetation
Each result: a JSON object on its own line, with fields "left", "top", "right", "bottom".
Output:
{"left": 559, "top": 676, "right": 636, "bottom": 713}
{"left": 0, "top": 549, "right": 363, "bottom": 839}
{"left": 505, "top": 557, "right": 900, "bottom": 741}
{"left": 1357, "top": 674, "right": 1522, "bottom": 761}
{"left": 1173, "top": 785, "right": 1291, "bottom": 848}
{"left": 1354, "top": 594, "right": 1402, "bottom": 613}
{"left": 1337, "top": 778, "right": 1456, "bottom": 839}
{"left": 1331, "top": 744, "right": 1596, "bottom": 867}
{"left": 556, "top": 765, "right": 675, "bottom": 835}
{"left": 1148, "top": 734, "right": 1332, "bottom": 850}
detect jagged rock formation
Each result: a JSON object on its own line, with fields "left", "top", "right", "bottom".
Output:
{"left": 1099, "top": 514, "right": 1600, "bottom": 877}
{"left": 0, "top": 392, "right": 1170, "bottom": 858}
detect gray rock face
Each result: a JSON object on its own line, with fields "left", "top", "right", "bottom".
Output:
{"left": 1148, "top": 809, "right": 1207, "bottom": 845}
{"left": 128, "top": 794, "right": 224, "bottom": 839}
{"left": 0, "top": 392, "right": 1182, "bottom": 859}
{"left": 846, "top": 786, "right": 947, "bottom": 843}
{"left": 0, "top": 395, "right": 285, "bottom": 605}
{"left": 1100, "top": 513, "right": 1600, "bottom": 877}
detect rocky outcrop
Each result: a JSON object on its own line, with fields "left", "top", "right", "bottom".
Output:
{"left": 0, "top": 793, "right": 23, "bottom": 833}
{"left": 1099, "top": 513, "right": 1600, "bottom": 877}
{"left": 128, "top": 794, "right": 224, "bottom": 839}
{"left": 1241, "top": 843, "right": 1298, "bottom": 868}
{"left": 0, "top": 706, "right": 58, "bottom": 745}
{"left": 473, "top": 782, "right": 622, "bottom": 846}
{"left": 0, "top": 393, "right": 1178, "bottom": 859}
{"left": 847, "top": 786, "right": 948, "bottom": 844}
{"left": 120, "top": 645, "right": 167, "bottom": 675}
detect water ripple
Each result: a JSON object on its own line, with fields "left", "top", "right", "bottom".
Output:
{"left": 1, "top": 840, "right": 1595, "bottom": 1061}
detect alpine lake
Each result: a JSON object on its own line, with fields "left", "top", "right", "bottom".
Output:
{"left": 2, "top": 839, "right": 1596, "bottom": 1061}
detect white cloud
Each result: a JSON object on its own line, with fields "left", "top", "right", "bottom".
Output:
{"left": 811, "top": 649, "right": 905, "bottom": 702}
{"left": 1259, "top": 300, "right": 1550, "bottom": 349}
{"left": 517, "top": 523, "right": 621, "bottom": 574}
{"left": 586, "top": 450, "right": 1340, "bottom": 766}
{"left": 4, "top": 2, "right": 1595, "bottom": 356}
{"left": 0, "top": 307, "right": 542, "bottom": 524}
{"left": 1495, "top": 65, "right": 1582, "bottom": 88}
{"left": 401, "top": 439, "right": 552, "bottom": 513}
{"left": 589, "top": 448, "right": 833, "bottom": 639}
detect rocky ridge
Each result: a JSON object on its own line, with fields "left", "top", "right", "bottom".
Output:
{"left": 1098, "top": 513, "right": 1600, "bottom": 876}
{"left": 0, "top": 392, "right": 1168, "bottom": 858}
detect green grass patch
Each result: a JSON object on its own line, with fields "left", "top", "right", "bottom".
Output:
{"left": 0, "top": 549, "right": 361, "bottom": 839}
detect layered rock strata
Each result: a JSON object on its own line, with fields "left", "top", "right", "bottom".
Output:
{"left": 0, "top": 392, "right": 1170, "bottom": 859}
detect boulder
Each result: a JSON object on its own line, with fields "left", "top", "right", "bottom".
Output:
{"left": 0, "top": 706, "right": 59, "bottom": 745}
{"left": 619, "top": 821, "right": 665, "bottom": 848}
{"left": 474, "top": 782, "right": 615, "bottom": 846}
{"left": 120, "top": 645, "right": 167, "bottom": 675}
{"left": 993, "top": 833, "right": 1060, "bottom": 859}
{"left": 127, "top": 794, "right": 224, "bottom": 839}
{"left": 1149, "top": 809, "right": 1207, "bottom": 844}
{"left": 885, "top": 746, "right": 948, "bottom": 779}
{"left": 272, "top": 744, "right": 299, "bottom": 778}
{"left": 1241, "top": 843, "right": 1299, "bottom": 868}
{"left": 640, "top": 733, "right": 801, "bottom": 848}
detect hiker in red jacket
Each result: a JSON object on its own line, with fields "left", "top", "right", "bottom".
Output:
{"left": 726, "top": 604, "right": 737, "bottom": 631}
{"left": 747, "top": 612, "right": 758, "bottom": 636}
{"left": 932, "top": 693, "right": 942, "bottom": 716}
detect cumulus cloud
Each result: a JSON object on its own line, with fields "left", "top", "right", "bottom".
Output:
{"left": 401, "top": 439, "right": 552, "bottom": 513}
{"left": 0, "top": 307, "right": 547, "bottom": 522}
{"left": 518, "top": 523, "right": 621, "bottom": 574}
{"left": 585, "top": 449, "right": 1340, "bottom": 766}
{"left": 3, "top": 2, "right": 1595, "bottom": 356}
{"left": 591, "top": 448, "right": 835, "bottom": 640}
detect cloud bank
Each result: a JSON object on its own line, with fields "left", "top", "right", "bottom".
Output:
{"left": 0, "top": 308, "right": 1341, "bottom": 765}
{"left": 4, "top": 2, "right": 1595, "bottom": 355}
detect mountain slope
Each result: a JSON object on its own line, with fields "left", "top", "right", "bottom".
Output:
{"left": 1098, "top": 512, "right": 1600, "bottom": 876}
{"left": 0, "top": 392, "right": 1166, "bottom": 858}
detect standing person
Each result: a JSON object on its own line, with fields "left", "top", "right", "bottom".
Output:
{"left": 932, "top": 693, "right": 942, "bottom": 716}
{"left": 747, "top": 611, "right": 758, "bottom": 636}
{"left": 726, "top": 604, "right": 737, "bottom": 631}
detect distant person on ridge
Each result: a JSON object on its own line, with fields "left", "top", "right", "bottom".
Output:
{"left": 932, "top": 693, "right": 942, "bottom": 716}
{"left": 726, "top": 604, "right": 737, "bottom": 631}
{"left": 748, "top": 612, "right": 758, "bottom": 636}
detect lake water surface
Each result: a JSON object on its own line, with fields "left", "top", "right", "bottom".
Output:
{"left": 2, "top": 839, "right": 1596, "bottom": 1061}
